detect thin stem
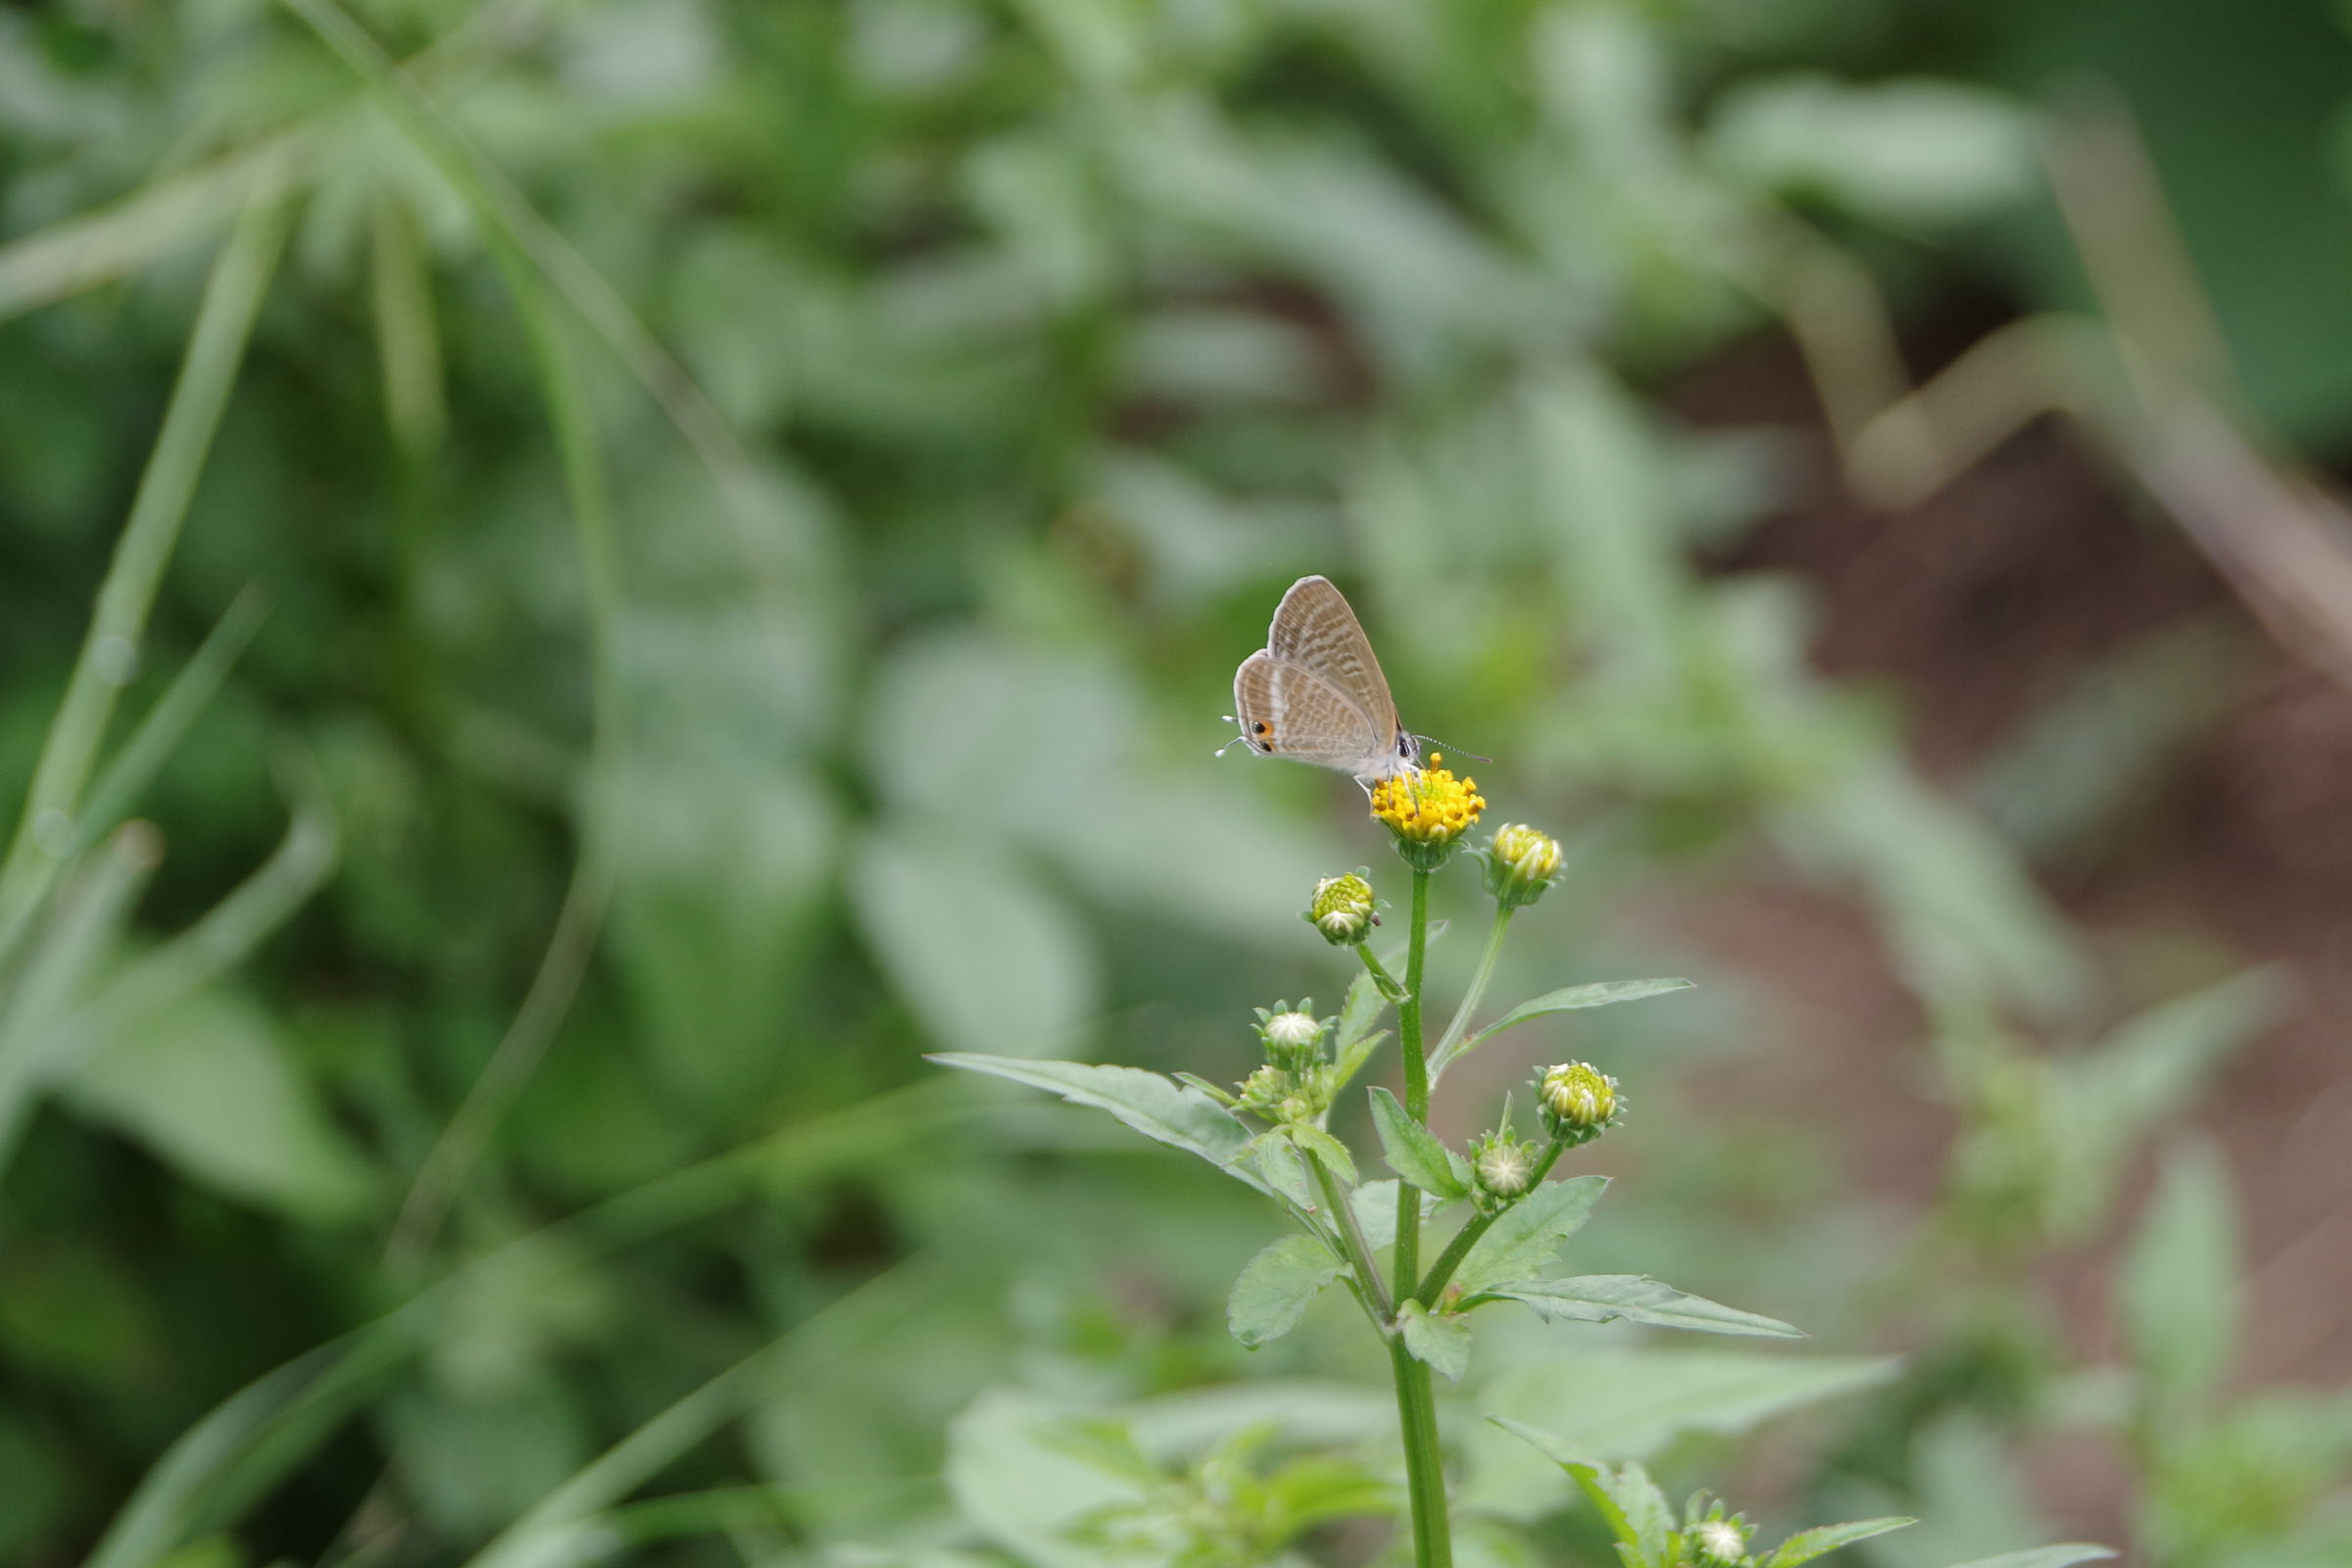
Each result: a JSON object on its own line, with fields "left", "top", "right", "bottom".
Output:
{"left": 1429, "top": 903, "right": 1512, "bottom": 1083}
{"left": 1415, "top": 1135, "right": 1570, "bottom": 1306}
{"left": 1388, "top": 864, "right": 1449, "bottom": 1568}
{"left": 1388, "top": 1338, "right": 1452, "bottom": 1568}
{"left": 0, "top": 188, "right": 289, "bottom": 943}
{"left": 1357, "top": 943, "right": 1404, "bottom": 1002}
{"left": 1393, "top": 868, "right": 1431, "bottom": 1302}
{"left": 1308, "top": 1147, "right": 1391, "bottom": 1321}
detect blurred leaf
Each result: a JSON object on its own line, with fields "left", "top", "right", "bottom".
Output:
{"left": 1451, "top": 1176, "right": 1608, "bottom": 1298}
{"left": 855, "top": 828, "right": 1098, "bottom": 1059}
{"left": 1226, "top": 1235, "right": 1343, "bottom": 1349}
{"left": 2052, "top": 971, "right": 2280, "bottom": 1235}
{"left": 1707, "top": 76, "right": 2035, "bottom": 229}
{"left": 1351, "top": 1177, "right": 1435, "bottom": 1250}
{"left": 2121, "top": 1138, "right": 2239, "bottom": 1412}
{"left": 63, "top": 985, "right": 374, "bottom": 1223}
{"left": 1941, "top": 1549, "right": 2117, "bottom": 1568}
{"left": 1759, "top": 1517, "right": 1916, "bottom": 1567}
{"left": 608, "top": 757, "right": 837, "bottom": 1105}
{"left": 1465, "top": 1348, "right": 1899, "bottom": 1519}
{"left": 1397, "top": 1300, "right": 1472, "bottom": 1384}
{"left": 1480, "top": 1275, "right": 1804, "bottom": 1339}
{"left": 1370, "top": 1086, "right": 1469, "bottom": 1200}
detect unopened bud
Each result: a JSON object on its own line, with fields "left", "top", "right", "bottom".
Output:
{"left": 1253, "top": 1002, "right": 1329, "bottom": 1071}
{"left": 1305, "top": 872, "right": 1378, "bottom": 946}
{"left": 1691, "top": 1516, "right": 1751, "bottom": 1565}
{"left": 1484, "top": 823, "right": 1563, "bottom": 908}
{"left": 1470, "top": 1133, "right": 1537, "bottom": 1200}
{"left": 1539, "top": 1061, "right": 1618, "bottom": 1140}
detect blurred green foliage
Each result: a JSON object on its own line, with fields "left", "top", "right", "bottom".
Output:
{"left": 4, "top": 0, "right": 2352, "bottom": 1563}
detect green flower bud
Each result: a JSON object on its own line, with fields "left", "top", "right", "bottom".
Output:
{"left": 1469, "top": 1131, "right": 1538, "bottom": 1202}
{"left": 1253, "top": 1001, "right": 1330, "bottom": 1071}
{"left": 1483, "top": 823, "right": 1563, "bottom": 908}
{"left": 1538, "top": 1061, "right": 1620, "bottom": 1143}
{"left": 1238, "top": 1065, "right": 1290, "bottom": 1119}
{"left": 1305, "top": 872, "right": 1378, "bottom": 946}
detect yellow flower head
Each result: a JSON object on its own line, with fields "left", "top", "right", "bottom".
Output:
{"left": 1370, "top": 754, "right": 1485, "bottom": 870}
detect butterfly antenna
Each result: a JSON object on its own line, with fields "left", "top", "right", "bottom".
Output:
{"left": 1413, "top": 734, "right": 1492, "bottom": 764}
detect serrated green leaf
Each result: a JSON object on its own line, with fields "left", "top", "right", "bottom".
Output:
{"left": 1288, "top": 1123, "right": 1358, "bottom": 1187}
{"left": 1490, "top": 1421, "right": 1674, "bottom": 1565}
{"left": 1760, "top": 1516, "right": 1915, "bottom": 1566}
{"left": 1239, "top": 1132, "right": 1316, "bottom": 1208}
{"left": 1397, "top": 1301, "right": 1472, "bottom": 1384}
{"left": 1941, "top": 1549, "right": 2117, "bottom": 1568}
{"left": 1335, "top": 965, "right": 1389, "bottom": 1055}
{"left": 930, "top": 1054, "right": 1260, "bottom": 1189}
{"left": 1370, "top": 1087, "right": 1468, "bottom": 1200}
{"left": 1333, "top": 1030, "right": 1390, "bottom": 1093}
{"left": 1458, "top": 980, "right": 1693, "bottom": 1060}
{"left": 1483, "top": 1276, "right": 1804, "bottom": 1339}
{"left": 1228, "top": 1235, "right": 1344, "bottom": 1348}
{"left": 1452, "top": 1176, "right": 1607, "bottom": 1297}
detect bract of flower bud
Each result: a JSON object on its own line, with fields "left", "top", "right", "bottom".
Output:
{"left": 1370, "top": 755, "right": 1485, "bottom": 871}
{"left": 1538, "top": 1061, "right": 1620, "bottom": 1143}
{"left": 1305, "top": 872, "right": 1378, "bottom": 946}
{"left": 1483, "top": 822, "right": 1562, "bottom": 908}
{"left": 1238, "top": 1065, "right": 1290, "bottom": 1120}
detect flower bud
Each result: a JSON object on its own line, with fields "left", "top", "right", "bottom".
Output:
{"left": 1538, "top": 1061, "right": 1619, "bottom": 1142}
{"left": 1253, "top": 1001, "right": 1329, "bottom": 1071}
{"left": 1690, "top": 1513, "right": 1752, "bottom": 1565}
{"left": 1305, "top": 872, "right": 1378, "bottom": 945}
{"left": 1484, "top": 823, "right": 1562, "bottom": 908}
{"left": 1469, "top": 1131, "right": 1538, "bottom": 1201}
{"left": 1370, "top": 755, "right": 1485, "bottom": 872}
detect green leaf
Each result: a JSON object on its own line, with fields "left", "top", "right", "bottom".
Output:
{"left": 1465, "top": 980, "right": 1693, "bottom": 1054}
{"left": 63, "top": 986, "right": 375, "bottom": 1224}
{"left": 1350, "top": 1179, "right": 1433, "bottom": 1250}
{"left": 1370, "top": 1087, "right": 1469, "bottom": 1200}
{"left": 1488, "top": 1420, "right": 1673, "bottom": 1564}
{"left": 1288, "top": 1123, "right": 1358, "bottom": 1187}
{"left": 1228, "top": 1235, "right": 1344, "bottom": 1348}
{"left": 1941, "top": 1550, "right": 2117, "bottom": 1568}
{"left": 1335, "top": 964, "right": 1389, "bottom": 1056}
{"left": 1396, "top": 1301, "right": 1472, "bottom": 1384}
{"left": 1242, "top": 1133, "right": 1318, "bottom": 1207}
{"left": 1482, "top": 1276, "right": 1804, "bottom": 1339}
{"left": 1760, "top": 1517, "right": 1916, "bottom": 1567}
{"left": 1452, "top": 1176, "right": 1608, "bottom": 1297}
{"left": 929, "top": 1054, "right": 1257, "bottom": 1185}
{"left": 2120, "top": 1138, "right": 2238, "bottom": 1409}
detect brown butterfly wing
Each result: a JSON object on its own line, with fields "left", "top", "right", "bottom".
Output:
{"left": 1233, "top": 650, "right": 1388, "bottom": 772}
{"left": 1264, "top": 575, "right": 1400, "bottom": 741}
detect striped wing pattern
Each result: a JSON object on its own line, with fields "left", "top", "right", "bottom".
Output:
{"left": 1230, "top": 576, "right": 1413, "bottom": 780}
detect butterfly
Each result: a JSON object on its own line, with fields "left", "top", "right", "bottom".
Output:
{"left": 1221, "top": 575, "right": 1421, "bottom": 785}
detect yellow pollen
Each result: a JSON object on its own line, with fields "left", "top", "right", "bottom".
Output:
{"left": 1370, "top": 754, "right": 1486, "bottom": 845}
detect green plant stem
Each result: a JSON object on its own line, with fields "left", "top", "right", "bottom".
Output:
{"left": 1414, "top": 1135, "right": 1571, "bottom": 1305}
{"left": 1387, "top": 864, "right": 1449, "bottom": 1568}
{"left": 1389, "top": 1338, "right": 1451, "bottom": 1568}
{"left": 1429, "top": 902, "right": 1512, "bottom": 1082}
{"left": 1307, "top": 1147, "right": 1391, "bottom": 1321}
{"left": 0, "top": 189, "right": 288, "bottom": 946}
{"left": 1394, "top": 866, "right": 1432, "bottom": 1301}
{"left": 1358, "top": 943, "right": 1404, "bottom": 1002}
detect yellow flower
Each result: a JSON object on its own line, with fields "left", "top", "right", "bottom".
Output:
{"left": 1370, "top": 754, "right": 1486, "bottom": 870}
